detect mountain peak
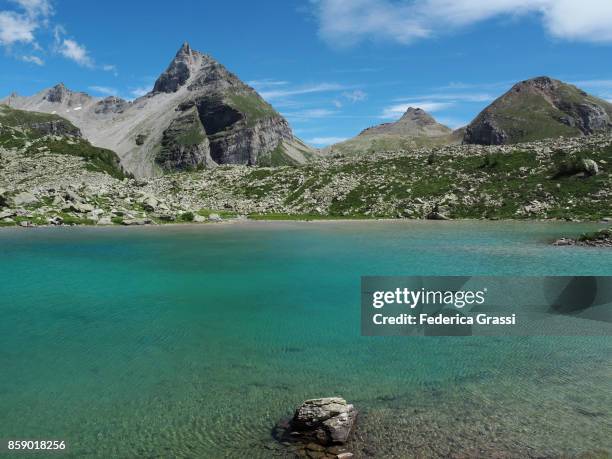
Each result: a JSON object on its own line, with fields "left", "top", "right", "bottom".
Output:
{"left": 153, "top": 43, "right": 237, "bottom": 94}
{"left": 45, "top": 83, "right": 70, "bottom": 103}
{"left": 464, "top": 76, "right": 612, "bottom": 145}
{"left": 399, "top": 107, "right": 438, "bottom": 126}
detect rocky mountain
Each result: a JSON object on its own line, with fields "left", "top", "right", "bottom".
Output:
{"left": 0, "top": 104, "right": 127, "bottom": 179}
{"left": 464, "top": 76, "right": 612, "bottom": 145}
{"left": 325, "top": 107, "right": 459, "bottom": 156}
{"left": 2, "top": 42, "right": 315, "bottom": 177}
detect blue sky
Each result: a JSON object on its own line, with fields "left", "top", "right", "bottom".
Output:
{"left": 1, "top": 0, "right": 612, "bottom": 147}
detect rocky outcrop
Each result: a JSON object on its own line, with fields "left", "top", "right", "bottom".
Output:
{"left": 94, "top": 97, "right": 128, "bottom": 115}
{"left": 30, "top": 120, "right": 81, "bottom": 137}
{"left": 44, "top": 83, "right": 69, "bottom": 103}
{"left": 275, "top": 397, "right": 357, "bottom": 445}
{"left": 156, "top": 105, "right": 214, "bottom": 170}
{"left": 553, "top": 229, "right": 612, "bottom": 247}
{"left": 464, "top": 76, "right": 612, "bottom": 145}
{"left": 153, "top": 42, "right": 195, "bottom": 93}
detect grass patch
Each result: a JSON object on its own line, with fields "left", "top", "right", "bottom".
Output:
{"left": 227, "top": 91, "right": 277, "bottom": 126}
{"left": 25, "top": 138, "right": 128, "bottom": 179}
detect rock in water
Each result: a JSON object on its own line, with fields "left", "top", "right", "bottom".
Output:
{"left": 288, "top": 397, "right": 357, "bottom": 446}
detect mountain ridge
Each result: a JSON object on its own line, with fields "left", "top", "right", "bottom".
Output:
{"left": 2, "top": 42, "right": 315, "bottom": 177}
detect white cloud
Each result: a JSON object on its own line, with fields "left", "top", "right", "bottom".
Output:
{"left": 247, "top": 79, "right": 289, "bottom": 88}
{"left": 571, "top": 79, "right": 612, "bottom": 89}
{"left": 435, "top": 117, "right": 469, "bottom": 129}
{"left": 0, "top": 11, "right": 36, "bottom": 45}
{"left": 307, "top": 136, "right": 348, "bottom": 146}
{"left": 380, "top": 101, "right": 453, "bottom": 119}
{"left": 10, "top": 0, "right": 52, "bottom": 18}
{"left": 260, "top": 83, "right": 348, "bottom": 100}
{"left": 102, "top": 64, "right": 118, "bottom": 76}
{"left": 311, "top": 0, "right": 612, "bottom": 47}
{"left": 89, "top": 85, "right": 118, "bottom": 97}
{"left": 130, "top": 86, "right": 152, "bottom": 98}
{"left": 20, "top": 54, "right": 43, "bottom": 65}
{"left": 284, "top": 108, "right": 339, "bottom": 119}
{"left": 395, "top": 92, "right": 494, "bottom": 103}
{"left": 0, "top": 0, "right": 51, "bottom": 46}
{"left": 342, "top": 89, "right": 367, "bottom": 102}
{"left": 57, "top": 38, "right": 94, "bottom": 68}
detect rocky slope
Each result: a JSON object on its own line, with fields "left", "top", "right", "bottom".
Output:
{"left": 2, "top": 42, "right": 315, "bottom": 177}
{"left": 0, "top": 105, "right": 127, "bottom": 179}
{"left": 2, "top": 129, "right": 611, "bottom": 227}
{"left": 464, "top": 76, "right": 612, "bottom": 145}
{"left": 326, "top": 107, "right": 459, "bottom": 156}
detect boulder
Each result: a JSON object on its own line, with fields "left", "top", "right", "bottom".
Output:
{"left": 426, "top": 211, "right": 450, "bottom": 220}
{"left": 193, "top": 214, "right": 207, "bottom": 223}
{"left": 139, "top": 195, "right": 159, "bottom": 211}
{"left": 0, "top": 209, "right": 16, "bottom": 219}
{"left": 47, "top": 216, "right": 63, "bottom": 226}
{"left": 64, "top": 202, "right": 94, "bottom": 213}
{"left": 97, "top": 216, "right": 113, "bottom": 225}
{"left": 63, "top": 190, "right": 83, "bottom": 202}
{"left": 12, "top": 192, "right": 38, "bottom": 207}
{"left": 122, "top": 218, "right": 151, "bottom": 226}
{"left": 581, "top": 159, "right": 599, "bottom": 176}
{"left": 288, "top": 397, "right": 357, "bottom": 446}
{"left": 208, "top": 213, "right": 222, "bottom": 222}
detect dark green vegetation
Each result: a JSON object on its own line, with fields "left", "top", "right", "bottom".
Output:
{"left": 578, "top": 228, "right": 612, "bottom": 243}
{"left": 226, "top": 91, "right": 277, "bottom": 127}
{"left": 0, "top": 105, "right": 128, "bottom": 179}
{"left": 25, "top": 139, "right": 128, "bottom": 179}
{"left": 256, "top": 143, "right": 300, "bottom": 167}
{"left": 0, "top": 104, "right": 80, "bottom": 136}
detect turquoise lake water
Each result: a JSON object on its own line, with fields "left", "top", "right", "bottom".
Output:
{"left": 0, "top": 221, "right": 611, "bottom": 458}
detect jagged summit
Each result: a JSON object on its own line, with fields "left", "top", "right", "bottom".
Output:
{"left": 152, "top": 42, "right": 239, "bottom": 94}
{"left": 464, "top": 76, "right": 612, "bottom": 145}
{"left": 45, "top": 83, "right": 70, "bottom": 103}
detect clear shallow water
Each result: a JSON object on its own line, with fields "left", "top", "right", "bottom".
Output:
{"left": 0, "top": 221, "right": 611, "bottom": 458}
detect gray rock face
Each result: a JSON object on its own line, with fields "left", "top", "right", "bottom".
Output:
{"left": 30, "top": 120, "right": 81, "bottom": 138}
{"left": 94, "top": 97, "right": 128, "bottom": 115}
{"left": 156, "top": 106, "right": 214, "bottom": 170}
{"left": 464, "top": 119, "right": 508, "bottom": 146}
{"left": 289, "top": 397, "right": 357, "bottom": 446}
{"left": 153, "top": 42, "right": 195, "bottom": 93}
{"left": 45, "top": 83, "right": 69, "bottom": 103}
{"left": 464, "top": 76, "right": 612, "bottom": 145}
